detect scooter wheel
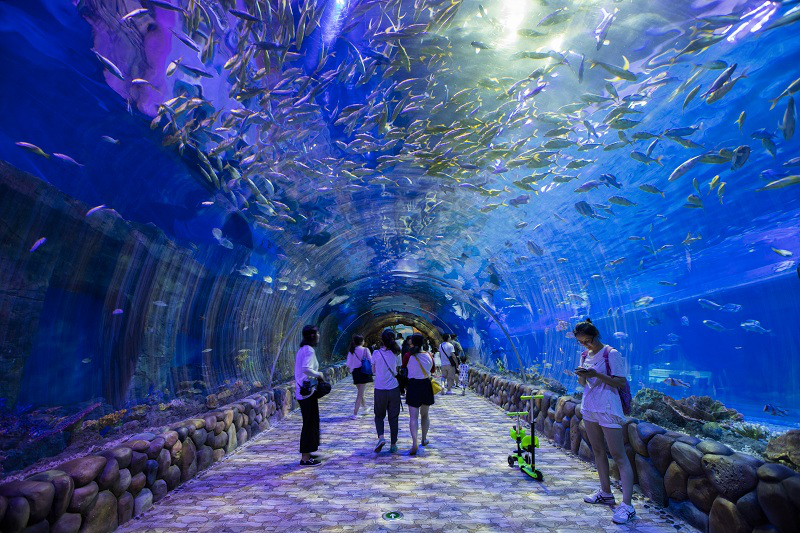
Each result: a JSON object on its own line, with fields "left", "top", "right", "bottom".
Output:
{"left": 507, "top": 455, "right": 516, "bottom": 468}
{"left": 533, "top": 469, "right": 544, "bottom": 481}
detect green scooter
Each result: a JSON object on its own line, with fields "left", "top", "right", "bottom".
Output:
{"left": 506, "top": 394, "right": 544, "bottom": 481}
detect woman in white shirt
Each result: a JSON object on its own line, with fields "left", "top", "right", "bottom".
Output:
{"left": 402, "top": 333, "right": 435, "bottom": 456}
{"left": 346, "top": 334, "right": 373, "bottom": 419}
{"left": 294, "top": 325, "right": 325, "bottom": 467}
{"left": 371, "top": 329, "right": 403, "bottom": 453}
{"left": 574, "top": 319, "right": 635, "bottom": 524}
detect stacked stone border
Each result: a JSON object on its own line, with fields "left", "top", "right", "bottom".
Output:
{"left": 0, "top": 364, "right": 349, "bottom": 533}
{"left": 468, "top": 368, "right": 800, "bottom": 533}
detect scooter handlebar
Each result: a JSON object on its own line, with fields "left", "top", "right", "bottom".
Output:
{"left": 506, "top": 411, "right": 529, "bottom": 416}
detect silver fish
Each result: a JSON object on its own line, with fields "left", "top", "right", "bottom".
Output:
{"left": 780, "top": 97, "right": 795, "bottom": 141}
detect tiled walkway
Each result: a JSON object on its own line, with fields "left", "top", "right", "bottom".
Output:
{"left": 120, "top": 382, "right": 694, "bottom": 532}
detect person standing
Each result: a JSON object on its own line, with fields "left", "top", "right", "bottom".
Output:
{"left": 573, "top": 319, "right": 636, "bottom": 524}
{"left": 401, "top": 335, "right": 411, "bottom": 356}
{"left": 438, "top": 333, "right": 457, "bottom": 394}
{"left": 458, "top": 355, "right": 470, "bottom": 396}
{"left": 346, "top": 334, "right": 373, "bottom": 419}
{"left": 402, "top": 333, "right": 435, "bottom": 455}
{"left": 431, "top": 336, "right": 442, "bottom": 381}
{"left": 295, "top": 325, "right": 325, "bottom": 467}
{"left": 451, "top": 334, "right": 464, "bottom": 360}
{"left": 372, "top": 329, "right": 403, "bottom": 453}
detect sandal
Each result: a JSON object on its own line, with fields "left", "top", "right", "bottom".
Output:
{"left": 421, "top": 439, "right": 430, "bottom": 446}
{"left": 409, "top": 447, "right": 418, "bottom": 456}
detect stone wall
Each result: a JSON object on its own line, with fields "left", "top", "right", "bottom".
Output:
{"left": 0, "top": 364, "right": 348, "bottom": 533}
{"left": 468, "top": 368, "right": 800, "bottom": 533}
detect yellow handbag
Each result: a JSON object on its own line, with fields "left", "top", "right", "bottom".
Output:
{"left": 414, "top": 353, "right": 443, "bottom": 395}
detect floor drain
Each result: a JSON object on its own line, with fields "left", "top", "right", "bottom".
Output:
{"left": 382, "top": 511, "right": 403, "bottom": 521}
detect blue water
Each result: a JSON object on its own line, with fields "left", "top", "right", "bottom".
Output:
{"left": 0, "top": 0, "right": 799, "bottom": 436}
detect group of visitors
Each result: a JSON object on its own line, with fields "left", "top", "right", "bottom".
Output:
{"left": 346, "top": 329, "right": 464, "bottom": 455}
{"left": 294, "top": 319, "right": 636, "bottom": 524}
{"left": 294, "top": 327, "right": 470, "bottom": 464}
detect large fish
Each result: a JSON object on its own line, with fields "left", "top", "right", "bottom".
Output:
{"left": 702, "top": 320, "right": 726, "bottom": 331}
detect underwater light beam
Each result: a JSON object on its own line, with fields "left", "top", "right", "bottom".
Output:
{"left": 322, "top": 0, "right": 349, "bottom": 46}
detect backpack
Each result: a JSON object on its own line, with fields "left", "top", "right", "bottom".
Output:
{"left": 358, "top": 347, "right": 372, "bottom": 375}
{"left": 582, "top": 346, "right": 632, "bottom": 415}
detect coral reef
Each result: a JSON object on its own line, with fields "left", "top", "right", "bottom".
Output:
{"left": 728, "top": 422, "right": 771, "bottom": 441}
{"left": 630, "top": 388, "right": 685, "bottom": 426}
{"left": 663, "top": 395, "right": 743, "bottom": 424}
{"left": 765, "top": 429, "right": 800, "bottom": 471}
{"left": 628, "top": 388, "right": 775, "bottom": 462}
{"left": 82, "top": 409, "right": 127, "bottom": 432}
{"left": 538, "top": 377, "right": 567, "bottom": 395}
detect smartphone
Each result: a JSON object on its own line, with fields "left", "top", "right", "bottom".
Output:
{"left": 575, "top": 367, "right": 590, "bottom": 374}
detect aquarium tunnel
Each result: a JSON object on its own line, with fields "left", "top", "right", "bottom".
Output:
{"left": 1, "top": 0, "right": 800, "bottom": 531}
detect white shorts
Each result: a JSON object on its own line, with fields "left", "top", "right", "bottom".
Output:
{"left": 581, "top": 409, "right": 624, "bottom": 429}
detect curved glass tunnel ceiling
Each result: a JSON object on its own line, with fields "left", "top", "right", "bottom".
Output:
{"left": 0, "top": 0, "right": 800, "bottom": 469}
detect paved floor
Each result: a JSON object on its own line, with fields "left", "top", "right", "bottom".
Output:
{"left": 120, "top": 382, "right": 694, "bottom": 532}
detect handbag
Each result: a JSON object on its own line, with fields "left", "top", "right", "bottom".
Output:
{"left": 315, "top": 380, "right": 332, "bottom": 398}
{"left": 299, "top": 378, "right": 317, "bottom": 397}
{"left": 300, "top": 378, "right": 331, "bottom": 398}
{"left": 440, "top": 345, "right": 457, "bottom": 368}
{"left": 414, "top": 353, "right": 442, "bottom": 395}
{"left": 581, "top": 346, "right": 632, "bottom": 415}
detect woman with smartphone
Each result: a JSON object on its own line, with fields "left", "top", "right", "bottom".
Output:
{"left": 573, "top": 319, "right": 636, "bottom": 524}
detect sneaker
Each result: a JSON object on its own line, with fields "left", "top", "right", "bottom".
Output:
{"left": 351, "top": 414, "right": 358, "bottom": 420}
{"left": 300, "top": 458, "right": 322, "bottom": 467}
{"left": 612, "top": 504, "right": 636, "bottom": 524}
{"left": 584, "top": 490, "right": 616, "bottom": 505}
{"left": 389, "top": 444, "right": 398, "bottom": 453}
{"left": 374, "top": 438, "right": 386, "bottom": 453}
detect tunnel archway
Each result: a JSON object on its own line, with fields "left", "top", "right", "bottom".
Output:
{"left": 361, "top": 313, "right": 446, "bottom": 350}
{"left": 330, "top": 309, "right": 448, "bottom": 359}
{"left": 269, "top": 271, "right": 529, "bottom": 386}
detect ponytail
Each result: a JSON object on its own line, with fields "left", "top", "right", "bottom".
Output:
{"left": 381, "top": 329, "right": 401, "bottom": 353}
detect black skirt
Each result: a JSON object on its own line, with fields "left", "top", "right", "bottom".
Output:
{"left": 352, "top": 367, "right": 373, "bottom": 385}
{"left": 406, "top": 378, "right": 435, "bottom": 407}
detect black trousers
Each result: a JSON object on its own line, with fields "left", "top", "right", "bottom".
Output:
{"left": 374, "top": 387, "right": 401, "bottom": 444}
{"left": 298, "top": 394, "right": 320, "bottom": 454}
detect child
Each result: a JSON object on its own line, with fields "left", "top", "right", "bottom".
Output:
{"left": 458, "top": 355, "right": 470, "bottom": 396}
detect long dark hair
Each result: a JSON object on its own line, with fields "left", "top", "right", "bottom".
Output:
{"left": 409, "top": 333, "right": 424, "bottom": 355}
{"left": 381, "top": 329, "right": 401, "bottom": 353}
{"left": 300, "top": 325, "right": 318, "bottom": 347}
{"left": 573, "top": 318, "right": 600, "bottom": 338}
{"left": 349, "top": 334, "right": 364, "bottom": 354}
